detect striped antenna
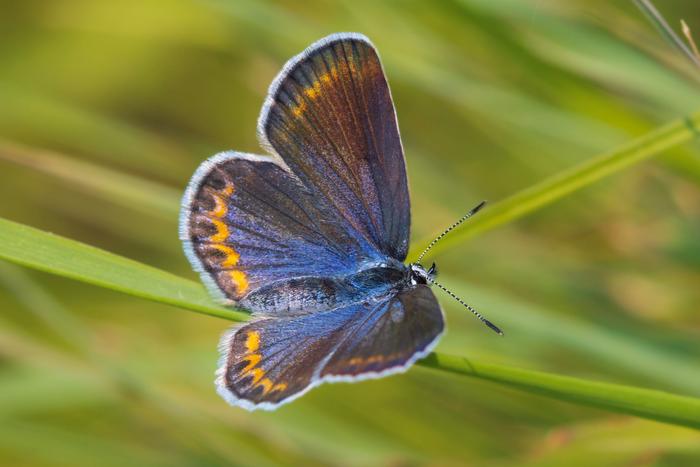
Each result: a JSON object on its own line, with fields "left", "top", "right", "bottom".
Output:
{"left": 429, "top": 278, "right": 504, "bottom": 336}
{"left": 416, "top": 200, "right": 487, "bottom": 264}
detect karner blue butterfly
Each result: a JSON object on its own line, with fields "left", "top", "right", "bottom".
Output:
{"left": 180, "top": 33, "right": 502, "bottom": 411}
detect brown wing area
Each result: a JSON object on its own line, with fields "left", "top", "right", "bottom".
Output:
{"left": 216, "top": 303, "right": 361, "bottom": 409}
{"left": 216, "top": 286, "right": 444, "bottom": 410}
{"left": 259, "top": 34, "right": 411, "bottom": 261}
{"left": 320, "top": 285, "right": 444, "bottom": 378}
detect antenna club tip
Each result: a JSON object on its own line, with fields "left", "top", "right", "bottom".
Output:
{"left": 474, "top": 200, "right": 487, "bottom": 213}
{"left": 484, "top": 319, "right": 503, "bottom": 336}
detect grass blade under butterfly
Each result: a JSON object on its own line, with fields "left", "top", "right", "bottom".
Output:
{"left": 1, "top": 216, "right": 699, "bottom": 429}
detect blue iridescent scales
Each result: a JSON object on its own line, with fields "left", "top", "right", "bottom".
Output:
{"left": 180, "top": 33, "right": 444, "bottom": 410}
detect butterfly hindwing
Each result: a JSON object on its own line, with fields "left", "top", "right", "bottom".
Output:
{"left": 180, "top": 152, "right": 381, "bottom": 304}
{"left": 259, "top": 33, "right": 411, "bottom": 261}
{"left": 216, "top": 303, "right": 362, "bottom": 409}
{"left": 321, "top": 285, "right": 444, "bottom": 378}
{"left": 217, "top": 285, "right": 444, "bottom": 410}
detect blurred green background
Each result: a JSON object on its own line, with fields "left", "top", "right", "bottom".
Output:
{"left": 1, "top": 0, "right": 700, "bottom": 465}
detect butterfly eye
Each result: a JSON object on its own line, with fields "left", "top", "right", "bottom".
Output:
{"left": 409, "top": 264, "right": 429, "bottom": 285}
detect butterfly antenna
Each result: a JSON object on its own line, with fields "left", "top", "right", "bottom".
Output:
{"left": 428, "top": 278, "right": 504, "bottom": 336}
{"left": 417, "top": 200, "right": 487, "bottom": 264}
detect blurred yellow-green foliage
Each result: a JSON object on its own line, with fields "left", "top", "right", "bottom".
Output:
{"left": 1, "top": 0, "right": 700, "bottom": 465}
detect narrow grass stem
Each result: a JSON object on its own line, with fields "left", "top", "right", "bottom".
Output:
{"left": 409, "top": 109, "right": 700, "bottom": 261}
{"left": 634, "top": 0, "right": 700, "bottom": 69}
{"left": 418, "top": 354, "right": 700, "bottom": 430}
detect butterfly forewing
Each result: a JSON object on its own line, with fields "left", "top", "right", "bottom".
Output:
{"left": 260, "top": 33, "right": 411, "bottom": 261}
{"left": 180, "top": 153, "right": 381, "bottom": 303}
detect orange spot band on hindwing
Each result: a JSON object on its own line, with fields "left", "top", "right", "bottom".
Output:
{"left": 249, "top": 368, "right": 265, "bottom": 384}
{"left": 238, "top": 330, "right": 288, "bottom": 396}
{"left": 271, "top": 383, "right": 287, "bottom": 393}
{"left": 242, "top": 354, "right": 261, "bottom": 372}
{"left": 348, "top": 355, "right": 386, "bottom": 366}
{"left": 245, "top": 331, "right": 260, "bottom": 353}
{"left": 258, "top": 378, "right": 273, "bottom": 395}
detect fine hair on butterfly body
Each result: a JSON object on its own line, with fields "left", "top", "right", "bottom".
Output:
{"left": 180, "top": 32, "right": 500, "bottom": 411}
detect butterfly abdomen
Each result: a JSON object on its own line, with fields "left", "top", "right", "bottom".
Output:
{"left": 241, "top": 264, "right": 409, "bottom": 316}
{"left": 241, "top": 277, "right": 352, "bottom": 316}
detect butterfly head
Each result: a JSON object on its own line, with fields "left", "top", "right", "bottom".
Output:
{"left": 409, "top": 262, "right": 437, "bottom": 285}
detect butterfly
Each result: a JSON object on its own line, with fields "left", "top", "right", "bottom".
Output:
{"left": 180, "top": 33, "right": 501, "bottom": 411}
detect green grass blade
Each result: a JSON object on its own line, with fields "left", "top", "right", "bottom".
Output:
{"left": 1, "top": 216, "right": 699, "bottom": 429}
{"left": 634, "top": 0, "right": 700, "bottom": 69}
{"left": 417, "top": 353, "right": 700, "bottom": 430}
{"left": 409, "top": 110, "right": 700, "bottom": 261}
{"left": 0, "top": 217, "right": 245, "bottom": 322}
{"left": 441, "top": 280, "right": 700, "bottom": 394}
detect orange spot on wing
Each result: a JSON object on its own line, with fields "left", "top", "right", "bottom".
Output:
{"left": 348, "top": 355, "right": 385, "bottom": 366}
{"left": 230, "top": 270, "right": 249, "bottom": 295}
{"left": 304, "top": 81, "right": 322, "bottom": 100}
{"left": 291, "top": 101, "right": 306, "bottom": 117}
{"left": 248, "top": 368, "right": 265, "bottom": 384}
{"left": 245, "top": 331, "right": 260, "bottom": 353}
{"left": 319, "top": 72, "right": 331, "bottom": 84}
{"left": 304, "top": 87, "right": 317, "bottom": 99}
{"left": 209, "top": 195, "right": 228, "bottom": 218}
{"left": 271, "top": 382, "right": 287, "bottom": 393}
{"left": 210, "top": 244, "right": 240, "bottom": 268}
{"left": 207, "top": 184, "right": 234, "bottom": 218}
{"left": 241, "top": 354, "right": 261, "bottom": 372}
{"left": 257, "top": 378, "right": 273, "bottom": 395}
{"left": 209, "top": 218, "right": 229, "bottom": 243}
{"left": 238, "top": 330, "right": 287, "bottom": 396}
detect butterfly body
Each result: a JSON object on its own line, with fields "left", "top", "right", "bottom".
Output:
{"left": 181, "top": 33, "right": 445, "bottom": 410}
{"left": 241, "top": 261, "right": 409, "bottom": 316}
